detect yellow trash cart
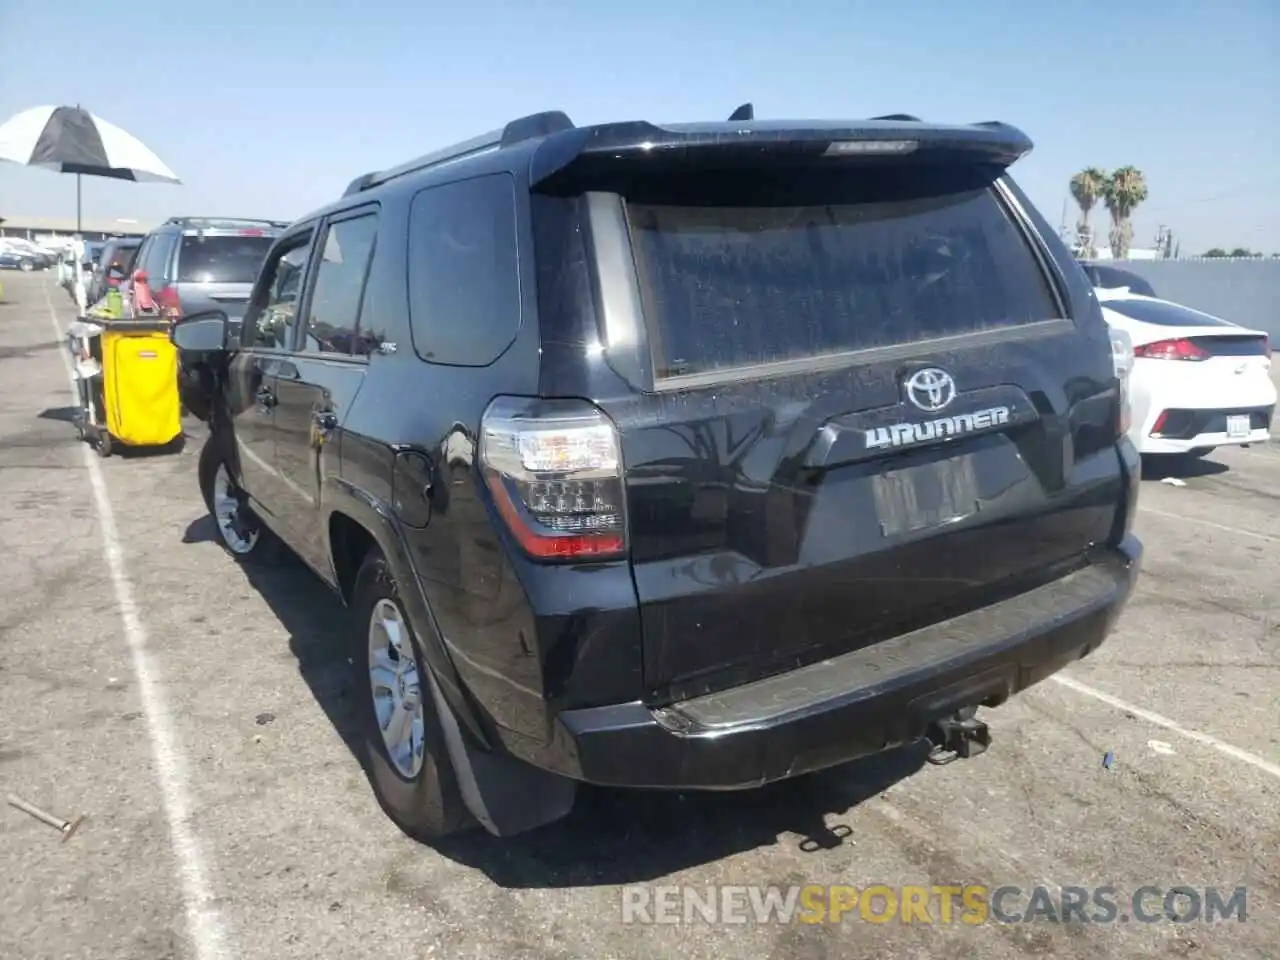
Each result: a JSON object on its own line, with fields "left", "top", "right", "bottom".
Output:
{"left": 70, "top": 315, "right": 184, "bottom": 457}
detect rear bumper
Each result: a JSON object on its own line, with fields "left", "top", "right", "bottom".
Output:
{"left": 549, "top": 534, "right": 1142, "bottom": 789}
{"left": 1137, "top": 427, "right": 1271, "bottom": 455}
{"left": 1130, "top": 403, "right": 1274, "bottom": 454}
{"left": 1128, "top": 367, "right": 1276, "bottom": 454}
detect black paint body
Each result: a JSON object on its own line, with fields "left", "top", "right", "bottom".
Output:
{"left": 179, "top": 116, "right": 1143, "bottom": 819}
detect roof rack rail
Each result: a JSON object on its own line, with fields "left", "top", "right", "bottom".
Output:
{"left": 871, "top": 113, "right": 923, "bottom": 122}
{"left": 728, "top": 103, "right": 754, "bottom": 121}
{"left": 343, "top": 109, "right": 576, "bottom": 197}
{"left": 164, "top": 216, "right": 289, "bottom": 229}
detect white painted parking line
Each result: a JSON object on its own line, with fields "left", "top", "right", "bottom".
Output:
{"left": 1138, "top": 505, "right": 1279, "bottom": 544}
{"left": 43, "top": 283, "right": 233, "bottom": 960}
{"left": 1050, "top": 673, "right": 1280, "bottom": 781}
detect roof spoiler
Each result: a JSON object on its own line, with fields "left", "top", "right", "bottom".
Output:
{"left": 342, "top": 109, "right": 576, "bottom": 196}
{"left": 341, "top": 106, "right": 1034, "bottom": 196}
{"left": 341, "top": 102, "right": 775, "bottom": 196}
{"left": 528, "top": 117, "right": 1034, "bottom": 188}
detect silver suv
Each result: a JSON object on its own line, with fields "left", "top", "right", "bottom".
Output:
{"left": 127, "top": 217, "right": 287, "bottom": 323}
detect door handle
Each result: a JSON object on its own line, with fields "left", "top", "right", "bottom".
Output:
{"left": 312, "top": 411, "right": 338, "bottom": 432}
{"left": 256, "top": 386, "right": 277, "bottom": 408}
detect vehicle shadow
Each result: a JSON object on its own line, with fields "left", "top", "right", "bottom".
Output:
{"left": 38, "top": 406, "right": 187, "bottom": 458}
{"left": 37, "top": 406, "right": 81, "bottom": 423}
{"left": 180, "top": 513, "right": 930, "bottom": 887}
{"left": 435, "top": 744, "right": 929, "bottom": 888}
{"left": 1140, "top": 453, "right": 1230, "bottom": 481}
{"left": 0, "top": 340, "right": 62, "bottom": 361}
{"left": 182, "top": 514, "right": 371, "bottom": 773}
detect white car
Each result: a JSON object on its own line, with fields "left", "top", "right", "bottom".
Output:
{"left": 1098, "top": 288, "right": 1275, "bottom": 457}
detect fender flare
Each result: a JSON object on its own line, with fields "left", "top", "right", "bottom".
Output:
{"left": 321, "top": 475, "right": 579, "bottom": 836}
{"left": 320, "top": 475, "right": 493, "bottom": 750}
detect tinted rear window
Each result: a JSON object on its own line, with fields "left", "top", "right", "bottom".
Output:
{"left": 177, "top": 234, "right": 276, "bottom": 283}
{"left": 1105, "top": 298, "right": 1234, "bottom": 328}
{"left": 625, "top": 168, "right": 1061, "bottom": 379}
{"left": 104, "top": 243, "right": 138, "bottom": 269}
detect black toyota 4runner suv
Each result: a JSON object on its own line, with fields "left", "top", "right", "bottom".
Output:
{"left": 173, "top": 106, "right": 1143, "bottom": 842}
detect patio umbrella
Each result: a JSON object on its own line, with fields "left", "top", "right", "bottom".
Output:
{"left": 0, "top": 105, "right": 180, "bottom": 232}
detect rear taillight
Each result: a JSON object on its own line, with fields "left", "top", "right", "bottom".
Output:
{"left": 479, "top": 397, "right": 627, "bottom": 561}
{"left": 1110, "top": 328, "right": 1134, "bottom": 435}
{"left": 1133, "top": 337, "right": 1209, "bottom": 361}
{"left": 155, "top": 284, "right": 182, "bottom": 320}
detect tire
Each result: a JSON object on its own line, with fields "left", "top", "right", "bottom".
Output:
{"left": 97, "top": 433, "right": 113, "bottom": 458}
{"left": 197, "top": 433, "right": 280, "bottom": 562}
{"left": 352, "top": 549, "right": 475, "bottom": 842}
{"left": 19, "top": 260, "right": 33, "bottom": 272}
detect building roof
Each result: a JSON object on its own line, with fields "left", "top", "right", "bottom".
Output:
{"left": 0, "top": 215, "right": 161, "bottom": 235}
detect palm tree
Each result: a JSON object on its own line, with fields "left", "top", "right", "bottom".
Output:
{"left": 1101, "top": 166, "right": 1148, "bottom": 260}
{"left": 1069, "top": 168, "right": 1107, "bottom": 258}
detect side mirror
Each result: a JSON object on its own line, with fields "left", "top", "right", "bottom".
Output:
{"left": 172, "top": 310, "right": 231, "bottom": 353}
{"left": 133, "top": 269, "right": 148, "bottom": 283}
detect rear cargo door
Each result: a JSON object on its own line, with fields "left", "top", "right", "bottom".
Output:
{"left": 175, "top": 231, "right": 277, "bottom": 317}
{"left": 590, "top": 162, "right": 1122, "bottom": 701}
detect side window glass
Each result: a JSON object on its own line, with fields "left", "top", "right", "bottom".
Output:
{"left": 301, "top": 213, "right": 378, "bottom": 355}
{"left": 142, "top": 233, "right": 176, "bottom": 282}
{"left": 407, "top": 173, "right": 521, "bottom": 366}
{"left": 242, "top": 236, "right": 314, "bottom": 349}
{"left": 131, "top": 237, "right": 152, "bottom": 277}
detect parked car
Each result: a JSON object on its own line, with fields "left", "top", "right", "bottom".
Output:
{"left": 0, "top": 248, "right": 40, "bottom": 271}
{"left": 127, "top": 217, "right": 287, "bottom": 326}
{"left": 0, "top": 238, "right": 53, "bottom": 270}
{"left": 1099, "top": 288, "right": 1275, "bottom": 459}
{"left": 173, "top": 107, "right": 1143, "bottom": 843}
{"left": 1078, "top": 261, "right": 1157, "bottom": 298}
{"left": 87, "top": 237, "right": 141, "bottom": 305}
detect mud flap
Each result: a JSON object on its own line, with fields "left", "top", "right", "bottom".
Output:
{"left": 423, "top": 668, "right": 577, "bottom": 836}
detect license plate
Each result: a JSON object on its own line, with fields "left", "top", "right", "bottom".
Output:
{"left": 1226, "top": 415, "right": 1251, "bottom": 438}
{"left": 874, "top": 454, "right": 980, "bottom": 537}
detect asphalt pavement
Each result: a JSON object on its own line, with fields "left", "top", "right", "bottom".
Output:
{"left": 1, "top": 270, "right": 1277, "bottom": 960}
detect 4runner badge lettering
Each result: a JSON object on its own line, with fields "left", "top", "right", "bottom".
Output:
{"left": 864, "top": 406, "right": 1012, "bottom": 451}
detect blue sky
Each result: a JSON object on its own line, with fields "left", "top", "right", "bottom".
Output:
{"left": 2, "top": 0, "right": 1276, "bottom": 253}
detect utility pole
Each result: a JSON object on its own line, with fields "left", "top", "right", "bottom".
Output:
{"left": 1154, "top": 225, "right": 1175, "bottom": 259}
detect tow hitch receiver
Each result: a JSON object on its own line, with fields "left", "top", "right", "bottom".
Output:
{"left": 925, "top": 712, "right": 991, "bottom": 765}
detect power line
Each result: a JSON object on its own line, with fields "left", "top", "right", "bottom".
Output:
{"left": 1140, "top": 177, "right": 1280, "bottom": 215}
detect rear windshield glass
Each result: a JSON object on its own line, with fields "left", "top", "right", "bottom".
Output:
{"left": 1104, "top": 298, "right": 1233, "bottom": 328}
{"left": 104, "top": 243, "right": 138, "bottom": 270}
{"left": 625, "top": 169, "right": 1062, "bottom": 379}
{"left": 177, "top": 234, "right": 275, "bottom": 283}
